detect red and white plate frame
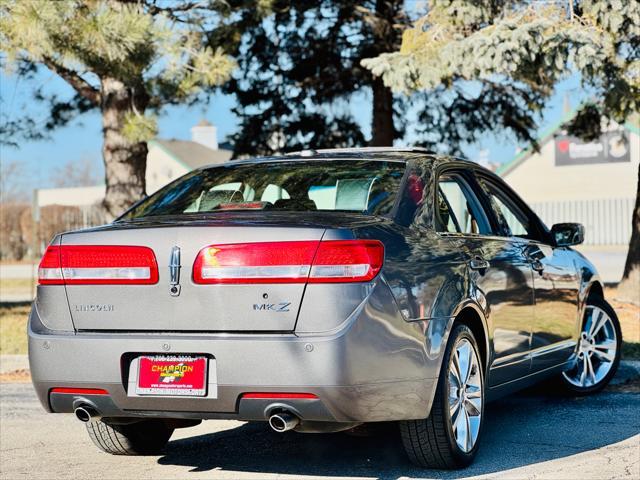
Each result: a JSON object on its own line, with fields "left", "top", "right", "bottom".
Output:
{"left": 133, "top": 355, "right": 211, "bottom": 397}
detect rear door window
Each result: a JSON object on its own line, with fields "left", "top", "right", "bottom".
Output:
{"left": 436, "top": 174, "right": 491, "bottom": 235}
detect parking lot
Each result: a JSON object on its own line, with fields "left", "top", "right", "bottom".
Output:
{"left": 1, "top": 374, "right": 638, "bottom": 480}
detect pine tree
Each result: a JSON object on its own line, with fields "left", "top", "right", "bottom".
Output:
{"left": 1, "top": 0, "right": 239, "bottom": 218}
{"left": 363, "top": 0, "right": 640, "bottom": 301}
{"left": 224, "top": 1, "right": 559, "bottom": 159}
{"left": 218, "top": 0, "right": 408, "bottom": 157}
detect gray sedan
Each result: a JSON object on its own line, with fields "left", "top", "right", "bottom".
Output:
{"left": 29, "top": 148, "right": 621, "bottom": 468}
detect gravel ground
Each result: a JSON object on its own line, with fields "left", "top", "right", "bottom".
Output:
{"left": 0, "top": 380, "right": 638, "bottom": 480}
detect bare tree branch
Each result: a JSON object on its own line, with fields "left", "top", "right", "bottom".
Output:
{"left": 42, "top": 57, "right": 101, "bottom": 105}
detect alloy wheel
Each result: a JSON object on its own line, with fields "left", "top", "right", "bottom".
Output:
{"left": 447, "top": 337, "right": 483, "bottom": 453}
{"left": 562, "top": 306, "right": 618, "bottom": 388}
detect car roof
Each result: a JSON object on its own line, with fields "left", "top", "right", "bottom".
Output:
{"left": 196, "top": 147, "right": 483, "bottom": 170}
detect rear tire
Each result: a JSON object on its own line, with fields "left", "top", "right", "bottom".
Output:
{"left": 86, "top": 419, "right": 174, "bottom": 455}
{"left": 400, "top": 323, "right": 485, "bottom": 469}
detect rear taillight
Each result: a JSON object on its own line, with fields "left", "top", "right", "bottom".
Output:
{"left": 193, "top": 240, "right": 383, "bottom": 284}
{"left": 38, "top": 245, "right": 159, "bottom": 285}
{"left": 309, "top": 240, "right": 384, "bottom": 283}
{"left": 38, "top": 246, "right": 65, "bottom": 284}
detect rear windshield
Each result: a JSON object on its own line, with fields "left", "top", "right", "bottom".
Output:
{"left": 122, "top": 160, "right": 407, "bottom": 219}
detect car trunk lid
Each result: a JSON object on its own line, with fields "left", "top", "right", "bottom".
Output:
{"left": 61, "top": 224, "right": 326, "bottom": 332}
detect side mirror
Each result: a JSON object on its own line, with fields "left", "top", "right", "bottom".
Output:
{"left": 551, "top": 223, "right": 584, "bottom": 247}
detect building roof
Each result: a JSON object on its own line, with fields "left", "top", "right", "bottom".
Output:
{"left": 150, "top": 139, "right": 232, "bottom": 169}
{"left": 496, "top": 110, "right": 639, "bottom": 177}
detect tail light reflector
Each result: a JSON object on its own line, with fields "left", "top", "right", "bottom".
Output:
{"left": 38, "top": 245, "right": 158, "bottom": 285}
{"left": 50, "top": 387, "right": 109, "bottom": 395}
{"left": 241, "top": 392, "right": 318, "bottom": 400}
{"left": 193, "top": 240, "right": 383, "bottom": 284}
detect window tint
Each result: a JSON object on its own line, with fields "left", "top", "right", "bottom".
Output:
{"left": 478, "top": 177, "right": 537, "bottom": 240}
{"left": 436, "top": 175, "right": 487, "bottom": 234}
{"left": 122, "top": 160, "right": 406, "bottom": 219}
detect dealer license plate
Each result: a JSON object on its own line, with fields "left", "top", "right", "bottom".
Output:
{"left": 135, "top": 355, "right": 208, "bottom": 397}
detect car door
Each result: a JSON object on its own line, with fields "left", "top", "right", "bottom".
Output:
{"left": 474, "top": 174, "right": 580, "bottom": 373}
{"left": 434, "top": 169, "right": 534, "bottom": 386}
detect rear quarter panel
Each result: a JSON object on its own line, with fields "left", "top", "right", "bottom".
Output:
{"left": 297, "top": 222, "right": 473, "bottom": 387}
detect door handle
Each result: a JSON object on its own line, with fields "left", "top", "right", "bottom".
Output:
{"left": 468, "top": 257, "right": 490, "bottom": 271}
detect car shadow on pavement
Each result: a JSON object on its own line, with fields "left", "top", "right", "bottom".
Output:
{"left": 157, "top": 388, "right": 639, "bottom": 479}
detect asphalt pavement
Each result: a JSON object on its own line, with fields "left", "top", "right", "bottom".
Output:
{"left": 1, "top": 380, "right": 638, "bottom": 480}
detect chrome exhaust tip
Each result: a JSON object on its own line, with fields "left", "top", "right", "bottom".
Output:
{"left": 268, "top": 412, "right": 299, "bottom": 433}
{"left": 74, "top": 406, "right": 100, "bottom": 423}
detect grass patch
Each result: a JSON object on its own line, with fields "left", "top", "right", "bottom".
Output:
{"left": 608, "top": 291, "right": 640, "bottom": 360}
{"left": 0, "top": 303, "right": 30, "bottom": 355}
{"left": 0, "top": 278, "right": 36, "bottom": 294}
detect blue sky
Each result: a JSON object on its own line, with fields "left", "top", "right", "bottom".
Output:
{"left": 1, "top": 66, "right": 585, "bottom": 191}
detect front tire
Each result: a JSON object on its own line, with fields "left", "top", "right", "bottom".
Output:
{"left": 86, "top": 419, "right": 174, "bottom": 455}
{"left": 560, "top": 296, "right": 622, "bottom": 394}
{"left": 400, "top": 323, "right": 484, "bottom": 469}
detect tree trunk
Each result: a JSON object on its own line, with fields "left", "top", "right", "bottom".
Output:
{"left": 617, "top": 163, "right": 640, "bottom": 304}
{"left": 100, "top": 77, "right": 148, "bottom": 220}
{"left": 368, "top": 0, "right": 403, "bottom": 146}
{"left": 370, "top": 76, "right": 395, "bottom": 146}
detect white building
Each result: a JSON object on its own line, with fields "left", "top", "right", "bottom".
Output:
{"left": 146, "top": 120, "right": 232, "bottom": 194}
{"left": 35, "top": 119, "right": 232, "bottom": 210}
{"left": 497, "top": 114, "right": 639, "bottom": 282}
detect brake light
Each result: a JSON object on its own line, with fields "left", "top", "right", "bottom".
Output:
{"left": 216, "top": 202, "right": 267, "bottom": 210}
{"left": 193, "top": 240, "right": 383, "bottom": 284}
{"left": 38, "top": 245, "right": 159, "bottom": 285}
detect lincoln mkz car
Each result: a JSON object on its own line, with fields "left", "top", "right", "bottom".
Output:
{"left": 29, "top": 148, "right": 621, "bottom": 468}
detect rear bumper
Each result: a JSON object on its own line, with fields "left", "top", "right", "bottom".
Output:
{"left": 29, "top": 296, "right": 445, "bottom": 424}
